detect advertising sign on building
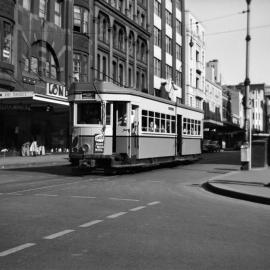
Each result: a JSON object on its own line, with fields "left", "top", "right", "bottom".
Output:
{"left": 94, "top": 133, "right": 105, "bottom": 153}
{"left": 0, "top": 91, "right": 34, "bottom": 99}
{"left": 46, "top": 83, "right": 68, "bottom": 100}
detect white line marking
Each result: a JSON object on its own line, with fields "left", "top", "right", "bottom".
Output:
{"left": 0, "top": 243, "right": 36, "bottom": 257}
{"left": 109, "top": 197, "right": 140, "bottom": 202}
{"left": 129, "top": 206, "right": 146, "bottom": 211}
{"left": 148, "top": 201, "right": 161, "bottom": 206}
{"left": 6, "top": 193, "right": 23, "bottom": 196}
{"left": 43, "top": 229, "right": 75, "bottom": 240}
{"left": 35, "top": 194, "right": 58, "bottom": 197}
{"left": 107, "top": 212, "right": 127, "bottom": 219}
{"left": 150, "top": 181, "right": 161, "bottom": 183}
{"left": 79, "top": 220, "right": 103, "bottom": 228}
{"left": 71, "top": 196, "right": 96, "bottom": 199}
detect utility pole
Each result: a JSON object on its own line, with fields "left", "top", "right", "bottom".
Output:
{"left": 241, "top": 0, "right": 252, "bottom": 170}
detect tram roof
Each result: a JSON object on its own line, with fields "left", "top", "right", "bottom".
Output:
{"left": 69, "top": 81, "right": 204, "bottom": 114}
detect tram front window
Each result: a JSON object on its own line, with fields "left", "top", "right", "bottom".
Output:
{"left": 77, "top": 103, "right": 101, "bottom": 124}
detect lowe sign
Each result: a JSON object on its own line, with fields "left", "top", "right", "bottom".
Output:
{"left": 46, "top": 83, "right": 68, "bottom": 99}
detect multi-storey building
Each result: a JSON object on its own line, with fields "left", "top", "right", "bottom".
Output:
{"left": 230, "top": 83, "right": 266, "bottom": 133}
{"left": 185, "top": 10, "right": 205, "bottom": 109}
{"left": 265, "top": 85, "right": 270, "bottom": 133}
{"left": 151, "top": 0, "right": 185, "bottom": 103}
{"left": 0, "top": 0, "right": 73, "bottom": 153}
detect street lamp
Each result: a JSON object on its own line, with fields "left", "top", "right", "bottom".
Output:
{"left": 241, "top": 0, "right": 252, "bottom": 170}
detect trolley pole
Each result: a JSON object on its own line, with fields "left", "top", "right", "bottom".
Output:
{"left": 241, "top": 0, "right": 252, "bottom": 170}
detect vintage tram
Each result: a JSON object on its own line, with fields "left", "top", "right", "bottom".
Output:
{"left": 69, "top": 82, "right": 203, "bottom": 172}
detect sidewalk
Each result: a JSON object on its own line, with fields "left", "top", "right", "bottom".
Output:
{"left": 0, "top": 153, "right": 70, "bottom": 169}
{"left": 203, "top": 167, "right": 270, "bottom": 205}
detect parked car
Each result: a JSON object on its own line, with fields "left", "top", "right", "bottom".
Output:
{"left": 202, "top": 140, "right": 221, "bottom": 153}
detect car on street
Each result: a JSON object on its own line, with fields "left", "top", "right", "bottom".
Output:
{"left": 202, "top": 140, "right": 221, "bottom": 153}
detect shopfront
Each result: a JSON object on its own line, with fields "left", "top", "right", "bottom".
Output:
{"left": 0, "top": 83, "right": 69, "bottom": 155}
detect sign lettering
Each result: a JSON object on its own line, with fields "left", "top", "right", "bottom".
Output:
{"left": 46, "top": 83, "right": 68, "bottom": 99}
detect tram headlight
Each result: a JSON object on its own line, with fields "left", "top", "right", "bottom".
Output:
{"left": 80, "top": 144, "right": 90, "bottom": 153}
{"left": 72, "top": 147, "right": 78, "bottom": 153}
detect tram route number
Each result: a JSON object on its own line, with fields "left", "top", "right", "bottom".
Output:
{"left": 94, "top": 133, "right": 105, "bottom": 153}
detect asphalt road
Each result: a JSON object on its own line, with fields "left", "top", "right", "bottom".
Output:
{"left": 0, "top": 151, "right": 269, "bottom": 270}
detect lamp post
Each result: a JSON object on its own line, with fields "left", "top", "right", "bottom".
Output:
{"left": 241, "top": 0, "right": 252, "bottom": 170}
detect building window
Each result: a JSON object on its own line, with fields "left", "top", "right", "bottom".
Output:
{"left": 73, "top": 6, "right": 89, "bottom": 34}
{"left": 73, "top": 52, "right": 88, "bottom": 82}
{"left": 55, "top": 0, "right": 62, "bottom": 27}
{"left": 118, "top": 0, "right": 124, "bottom": 12}
{"left": 176, "top": 20, "right": 181, "bottom": 34}
{"left": 176, "top": 44, "right": 181, "bottom": 60}
{"left": 175, "top": 71, "right": 182, "bottom": 86}
{"left": 154, "top": 58, "right": 161, "bottom": 77}
{"left": 22, "top": 0, "right": 31, "bottom": 10}
{"left": 165, "top": 65, "right": 172, "bottom": 79}
{"left": 31, "top": 57, "right": 38, "bottom": 74}
{"left": 165, "top": 10, "right": 172, "bottom": 26}
{"left": 154, "top": 0, "right": 161, "bottom": 17}
{"left": 154, "top": 27, "right": 161, "bottom": 47}
{"left": 129, "top": 33, "right": 134, "bottom": 57}
{"left": 39, "top": 0, "right": 47, "bottom": 19}
{"left": 119, "top": 63, "right": 124, "bottom": 86}
{"left": 176, "top": 0, "right": 182, "bottom": 11}
{"left": 165, "top": 36, "right": 172, "bottom": 54}
{"left": 112, "top": 61, "right": 117, "bottom": 83}
{"left": 2, "top": 22, "right": 12, "bottom": 63}
{"left": 45, "top": 51, "right": 58, "bottom": 79}
{"left": 128, "top": 66, "right": 133, "bottom": 87}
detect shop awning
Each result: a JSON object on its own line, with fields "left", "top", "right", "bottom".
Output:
{"left": 0, "top": 92, "right": 69, "bottom": 106}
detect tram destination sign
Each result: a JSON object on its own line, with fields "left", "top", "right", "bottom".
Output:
{"left": 94, "top": 133, "right": 105, "bottom": 153}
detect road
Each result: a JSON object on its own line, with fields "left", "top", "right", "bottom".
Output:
{"left": 0, "top": 151, "right": 269, "bottom": 270}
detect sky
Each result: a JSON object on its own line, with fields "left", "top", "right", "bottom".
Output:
{"left": 185, "top": 0, "right": 270, "bottom": 86}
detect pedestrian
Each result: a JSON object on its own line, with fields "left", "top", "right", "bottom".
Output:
{"left": 30, "top": 137, "right": 38, "bottom": 156}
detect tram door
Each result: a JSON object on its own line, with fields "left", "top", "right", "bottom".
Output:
{"left": 112, "top": 102, "right": 129, "bottom": 154}
{"left": 177, "top": 115, "right": 182, "bottom": 155}
{"left": 130, "top": 105, "right": 139, "bottom": 158}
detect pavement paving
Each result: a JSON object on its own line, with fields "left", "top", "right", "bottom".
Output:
{"left": 0, "top": 152, "right": 269, "bottom": 205}
{"left": 203, "top": 167, "right": 270, "bottom": 205}
{"left": 0, "top": 153, "right": 70, "bottom": 169}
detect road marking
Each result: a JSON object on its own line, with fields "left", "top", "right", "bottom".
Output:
{"left": 43, "top": 230, "right": 75, "bottom": 240}
{"left": 6, "top": 193, "right": 23, "bottom": 196}
{"left": 106, "top": 212, "right": 127, "bottom": 219}
{"left": 5, "top": 177, "right": 104, "bottom": 195}
{"left": 109, "top": 197, "right": 140, "bottom": 202}
{"left": 129, "top": 206, "right": 146, "bottom": 211}
{"left": 150, "top": 181, "right": 161, "bottom": 183}
{"left": 71, "top": 196, "right": 96, "bottom": 199}
{"left": 0, "top": 243, "right": 36, "bottom": 257}
{"left": 79, "top": 220, "right": 103, "bottom": 228}
{"left": 35, "top": 194, "right": 58, "bottom": 197}
{"left": 148, "top": 201, "right": 161, "bottom": 206}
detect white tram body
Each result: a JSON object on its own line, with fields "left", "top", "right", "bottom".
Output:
{"left": 69, "top": 82, "right": 203, "bottom": 171}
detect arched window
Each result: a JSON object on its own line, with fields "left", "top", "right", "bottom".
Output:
{"left": 118, "top": 29, "right": 125, "bottom": 52}
{"left": 141, "top": 43, "right": 145, "bottom": 62}
{"left": 128, "top": 32, "right": 134, "bottom": 57}
{"left": 30, "top": 41, "right": 60, "bottom": 80}
{"left": 102, "top": 18, "right": 107, "bottom": 42}
{"left": 113, "top": 25, "right": 117, "bottom": 49}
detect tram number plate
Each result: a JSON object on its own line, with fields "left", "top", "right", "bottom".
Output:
{"left": 90, "top": 159, "right": 96, "bottom": 168}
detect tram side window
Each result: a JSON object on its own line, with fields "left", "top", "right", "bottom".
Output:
{"left": 142, "top": 110, "right": 148, "bottom": 131}
{"left": 183, "top": 117, "right": 201, "bottom": 135}
{"left": 171, "top": 116, "right": 176, "bottom": 133}
{"left": 161, "top": 114, "right": 165, "bottom": 132}
{"left": 117, "top": 103, "right": 127, "bottom": 126}
{"left": 106, "top": 103, "right": 111, "bottom": 125}
{"left": 148, "top": 111, "right": 154, "bottom": 131}
{"left": 155, "top": 112, "right": 160, "bottom": 132}
{"left": 166, "top": 115, "right": 171, "bottom": 133}
{"left": 77, "top": 103, "right": 101, "bottom": 124}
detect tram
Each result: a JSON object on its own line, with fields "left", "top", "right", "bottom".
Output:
{"left": 68, "top": 81, "right": 203, "bottom": 173}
